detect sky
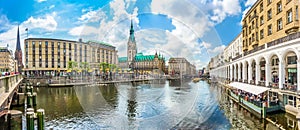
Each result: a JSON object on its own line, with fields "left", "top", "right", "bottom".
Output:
{"left": 0, "top": 0, "right": 258, "bottom": 69}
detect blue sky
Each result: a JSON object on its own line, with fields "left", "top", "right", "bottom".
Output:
{"left": 0, "top": 0, "right": 257, "bottom": 68}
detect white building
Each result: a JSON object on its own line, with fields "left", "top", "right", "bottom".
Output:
{"left": 224, "top": 33, "right": 243, "bottom": 62}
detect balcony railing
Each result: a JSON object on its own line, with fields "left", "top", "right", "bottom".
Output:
{"left": 282, "top": 84, "right": 297, "bottom": 92}
{"left": 268, "top": 82, "right": 279, "bottom": 89}
{"left": 232, "top": 54, "right": 243, "bottom": 61}
{"left": 244, "top": 44, "right": 265, "bottom": 56}
{"left": 267, "top": 32, "right": 300, "bottom": 48}
{"left": 229, "top": 32, "right": 300, "bottom": 62}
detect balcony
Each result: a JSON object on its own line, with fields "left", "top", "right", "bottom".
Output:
{"left": 268, "top": 82, "right": 279, "bottom": 89}
{"left": 250, "top": 14, "right": 258, "bottom": 21}
{"left": 232, "top": 54, "right": 242, "bottom": 61}
{"left": 282, "top": 84, "right": 297, "bottom": 92}
{"left": 285, "top": 21, "right": 299, "bottom": 34}
{"left": 251, "top": 41, "right": 258, "bottom": 47}
{"left": 244, "top": 44, "right": 265, "bottom": 56}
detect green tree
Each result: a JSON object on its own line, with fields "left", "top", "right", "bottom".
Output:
{"left": 67, "top": 61, "right": 78, "bottom": 72}
{"left": 109, "top": 64, "right": 117, "bottom": 71}
{"left": 80, "top": 62, "right": 89, "bottom": 71}
{"left": 99, "top": 62, "right": 109, "bottom": 73}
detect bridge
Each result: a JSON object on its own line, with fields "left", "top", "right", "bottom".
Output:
{"left": 0, "top": 74, "right": 23, "bottom": 117}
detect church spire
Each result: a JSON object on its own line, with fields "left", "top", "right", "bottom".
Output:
{"left": 16, "top": 25, "right": 21, "bottom": 51}
{"left": 129, "top": 19, "right": 135, "bottom": 41}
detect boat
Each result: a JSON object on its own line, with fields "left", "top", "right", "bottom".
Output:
{"left": 192, "top": 78, "right": 201, "bottom": 83}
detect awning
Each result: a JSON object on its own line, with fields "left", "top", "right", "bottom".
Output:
{"left": 228, "top": 82, "right": 270, "bottom": 95}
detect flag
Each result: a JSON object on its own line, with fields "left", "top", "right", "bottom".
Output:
{"left": 25, "top": 28, "right": 28, "bottom": 31}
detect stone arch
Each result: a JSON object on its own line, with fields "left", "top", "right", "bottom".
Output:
{"left": 258, "top": 55, "right": 266, "bottom": 84}
{"left": 281, "top": 48, "right": 300, "bottom": 62}
{"left": 269, "top": 53, "right": 280, "bottom": 85}
{"left": 281, "top": 49, "right": 299, "bottom": 89}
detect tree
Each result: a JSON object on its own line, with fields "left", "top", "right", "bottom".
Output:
{"left": 80, "top": 62, "right": 89, "bottom": 74}
{"left": 67, "top": 61, "right": 78, "bottom": 73}
{"left": 109, "top": 64, "right": 117, "bottom": 72}
{"left": 99, "top": 62, "right": 109, "bottom": 73}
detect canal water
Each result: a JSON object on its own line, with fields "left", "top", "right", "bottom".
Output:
{"left": 2, "top": 80, "right": 299, "bottom": 129}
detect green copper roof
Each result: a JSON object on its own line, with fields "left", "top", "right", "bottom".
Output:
{"left": 135, "top": 55, "right": 155, "bottom": 62}
{"left": 118, "top": 57, "right": 127, "bottom": 63}
{"left": 118, "top": 53, "right": 165, "bottom": 62}
{"left": 88, "top": 40, "right": 114, "bottom": 47}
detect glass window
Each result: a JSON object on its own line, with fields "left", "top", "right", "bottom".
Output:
{"left": 287, "top": 9, "right": 293, "bottom": 23}
{"left": 268, "top": 9, "right": 272, "bottom": 20}
{"left": 260, "top": 3, "right": 263, "bottom": 12}
{"left": 287, "top": 56, "right": 297, "bottom": 64}
{"left": 277, "top": 18, "right": 283, "bottom": 30}
{"left": 268, "top": 24, "right": 272, "bottom": 35}
{"left": 260, "top": 16, "right": 264, "bottom": 25}
{"left": 277, "top": 1, "right": 282, "bottom": 14}
{"left": 268, "top": 0, "right": 272, "bottom": 5}
{"left": 260, "top": 29, "right": 264, "bottom": 39}
{"left": 296, "top": 6, "right": 298, "bottom": 20}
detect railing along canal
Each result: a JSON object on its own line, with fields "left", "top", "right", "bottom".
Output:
{"left": 0, "top": 74, "right": 23, "bottom": 94}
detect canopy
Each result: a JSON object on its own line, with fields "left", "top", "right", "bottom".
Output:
{"left": 228, "top": 82, "right": 270, "bottom": 95}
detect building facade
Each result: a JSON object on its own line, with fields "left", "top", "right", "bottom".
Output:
{"left": 23, "top": 38, "right": 118, "bottom": 76}
{"left": 15, "top": 26, "right": 23, "bottom": 72}
{"left": 224, "top": 33, "right": 243, "bottom": 62}
{"left": 168, "top": 57, "right": 196, "bottom": 77}
{"left": 242, "top": 0, "right": 299, "bottom": 52}
{"left": 118, "top": 20, "right": 166, "bottom": 73}
{"left": 0, "top": 47, "right": 16, "bottom": 72}
{"left": 209, "top": 0, "right": 300, "bottom": 116}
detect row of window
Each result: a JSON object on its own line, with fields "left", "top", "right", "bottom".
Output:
{"left": 0, "top": 64, "right": 10, "bottom": 66}
{"left": 25, "top": 41, "right": 117, "bottom": 68}
{"left": 259, "top": 0, "right": 293, "bottom": 14}
{"left": 245, "top": 6, "right": 298, "bottom": 37}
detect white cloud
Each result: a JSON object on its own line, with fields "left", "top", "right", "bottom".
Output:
{"left": 210, "top": 0, "right": 241, "bottom": 23}
{"left": 0, "top": 15, "right": 12, "bottom": 32}
{"left": 208, "top": 45, "right": 226, "bottom": 53}
{"left": 240, "top": 0, "right": 257, "bottom": 25}
{"left": 68, "top": 25, "right": 98, "bottom": 36}
{"left": 36, "top": 0, "right": 47, "bottom": 3}
{"left": 245, "top": 0, "right": 257, "bottom": 7}
{"left": 151, "top": 0, "right": 213, "bottom": 38}
{"left": 23, "top": 13, "right": 57, "bottom": 31}
{"left": 0, "top": 12, "right": 57, "bottom": 58}
{"left": 78, "top": 10, "right": 105, "bottom": 23}
{"left": 201, "top": 42, "right": 212, "bottom": 49}
{"left": 49, "top": 5, "right": 55, "bottom": 9}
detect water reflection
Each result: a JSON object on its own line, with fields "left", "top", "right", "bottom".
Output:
{"left": 6, "top": 80, "right": 296, "bottom": 129}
